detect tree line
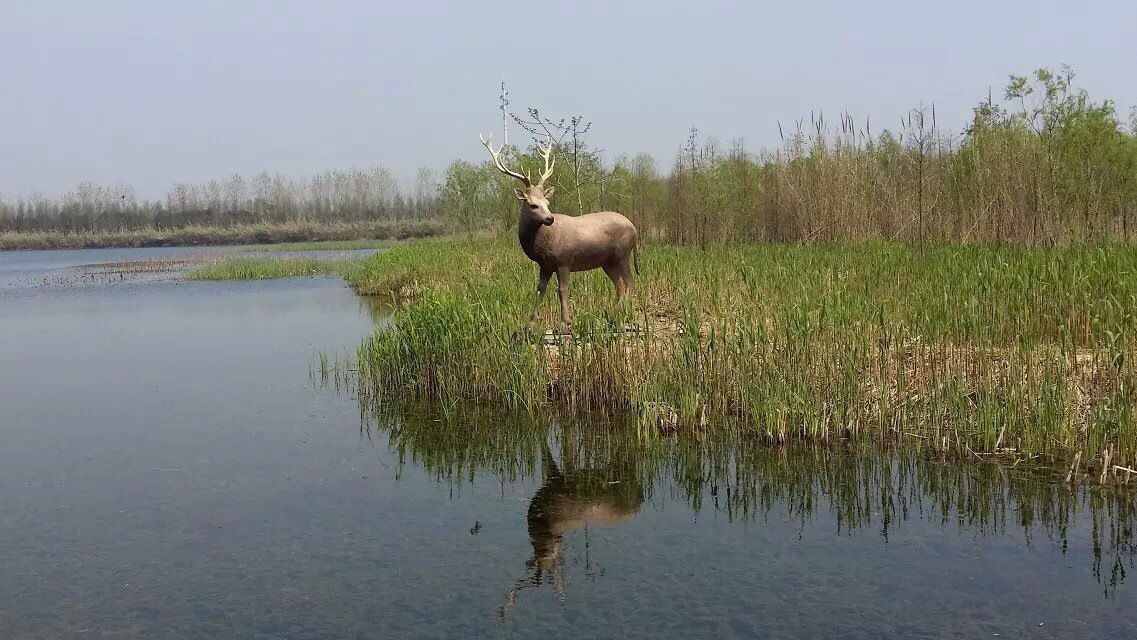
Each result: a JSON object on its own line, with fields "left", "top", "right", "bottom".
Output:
{"left": 446, "top": 66, "right": 1137, "bottom": 245}
{"left": 0, "top": 167, "right": 442, "bottom": 233}
{"left": 5, "top": 66, "right": 1135, "bottom": 246}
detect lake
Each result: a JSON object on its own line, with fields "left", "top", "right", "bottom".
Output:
{"left": 1, "top": 247, "right": 1134, "bottom": 639}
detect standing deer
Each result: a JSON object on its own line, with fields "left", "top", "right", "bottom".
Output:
{"left": 479, "top": 133, "right": 640, "bottom": 333}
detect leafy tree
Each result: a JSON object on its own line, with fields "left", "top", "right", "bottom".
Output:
{"left": 441, "top": 160, "right": 496, "bottom": 235}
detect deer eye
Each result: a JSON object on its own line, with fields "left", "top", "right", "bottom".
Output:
{"left": 529, "top": 204, "right": 539, "bottom": 209}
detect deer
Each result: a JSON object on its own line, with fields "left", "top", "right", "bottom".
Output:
{"left": 479, "top": 133, "right": 640, "bottom": 334}
{"left": 499, "top": 442, "right": 643, "bottom": 618}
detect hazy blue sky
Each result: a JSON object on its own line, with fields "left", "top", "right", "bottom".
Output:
{"left": 2, "top": 0, "right": 1135, "bottom": 200}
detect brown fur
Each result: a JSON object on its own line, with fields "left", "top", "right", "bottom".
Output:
{"left": 516, "top": 185, "right": 639, "bottom": 331}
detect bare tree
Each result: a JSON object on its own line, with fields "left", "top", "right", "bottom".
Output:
{"left": 512, "top": 108, "right": 609, "bottom": 215}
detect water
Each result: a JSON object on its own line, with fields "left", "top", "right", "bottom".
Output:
{"left": 1, "top": 247, "right": 1134, "bottom": 639}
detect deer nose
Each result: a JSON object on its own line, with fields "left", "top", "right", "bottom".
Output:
{"left": 543, "top": 215, "right": 554, "bottom": 225}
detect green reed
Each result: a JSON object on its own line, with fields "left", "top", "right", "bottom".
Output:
{"left": 187, "top": 257, "right": 356, "bottom": 280}
{"left": 347, "top": 237, "right": 1137, "bottom": 482}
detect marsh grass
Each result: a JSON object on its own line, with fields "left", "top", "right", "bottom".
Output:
{"left": 187, "top": 257, "right": 356, "bottom": 280}
{"left": 347, "top": 238, "right": 1137, "bottom": 483}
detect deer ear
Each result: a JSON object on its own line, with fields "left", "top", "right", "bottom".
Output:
{"left": 514, "top": 188, "right": 527, "bottom": 200}
{"left": 543, "top": 186, "right": 555, "bottom": 199}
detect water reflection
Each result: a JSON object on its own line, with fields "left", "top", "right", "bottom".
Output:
{"left": 355, "top": 397, "right": 1136, "bottom": 601}
{"left": 356, "top": 294, "right": 394, "bottom": 323}
{"left": 500, "top": 443, "right": 644, "bottom": 615}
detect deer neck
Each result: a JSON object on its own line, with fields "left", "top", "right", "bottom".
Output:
{"left": 517, "top": 214, "right": 551, "bottom": 264}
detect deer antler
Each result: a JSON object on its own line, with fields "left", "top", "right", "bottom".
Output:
{"left": 535, "top": 137, "right": 555, "bottom": 187}
{"left": 480, "top": 133, "right": 531, "bottom": 187}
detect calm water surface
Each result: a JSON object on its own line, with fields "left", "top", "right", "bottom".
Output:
{"left": 1, "top": 247, "right": 1134, "bottom": 639}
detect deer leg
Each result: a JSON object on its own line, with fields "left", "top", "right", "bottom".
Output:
{"left": 620, "top": 257, "right": 635, "bottom": 297}
{"left": 528, "top": 269, "right": 552, "bottom": 332}
{"left": 615, "top": 259, "right": 635, "bottom": 332}
{"left": 603, "top": 264, "right": 626, "bottom": 300}
{"left": 556, "top": 268, "right": 572, "bottom": 333}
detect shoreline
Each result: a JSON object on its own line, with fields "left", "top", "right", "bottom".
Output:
{"left": 0, "top": 219, "right": 447, "bottom": 251}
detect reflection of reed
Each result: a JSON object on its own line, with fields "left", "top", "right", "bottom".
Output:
{"left": 356, "top": 295, "right": 394, "bottom": 324}
{"left": 350, "top": 397, "right": 1136, "bottom": 598}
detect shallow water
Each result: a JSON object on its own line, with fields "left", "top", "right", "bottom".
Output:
{"left": 0, "top": 245, "right": 377, "bottom": 290}
{"left": 1, "top": 247, "right": 1134, "bottom": 639}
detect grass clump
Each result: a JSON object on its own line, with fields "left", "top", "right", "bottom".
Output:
{"left": 188, "top": 257, "right": 355, "bottom": 280}
{"left": 346, "top": 237, "right": 1137, "bottom": 482}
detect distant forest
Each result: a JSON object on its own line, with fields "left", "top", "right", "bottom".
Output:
{"left": 0, "top": 167, "right": 442, "bottom": 233}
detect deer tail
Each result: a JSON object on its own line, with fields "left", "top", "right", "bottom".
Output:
{"left": 633, "top": 241, "right": 640, "bottom": 275}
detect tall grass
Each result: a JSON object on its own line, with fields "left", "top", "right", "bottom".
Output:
{"left": 347, "top": 238, "right": 1137, "bottom": 482}
{"left": 624, "top": 98, "right": 1137, "bottom": 245}
{"left": 445, "top": 67, "right": 1136, "bottom": 246}
{"left": 187, "top": 257, "right": 355, "bottom": 280}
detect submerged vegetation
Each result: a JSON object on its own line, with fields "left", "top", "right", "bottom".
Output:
{"left": 343, "top": 238, "right": 1137, "bottom": 484}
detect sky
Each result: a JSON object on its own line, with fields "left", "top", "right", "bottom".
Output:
{"left": 2, "top": 0, "right": 1135, "bottom": 201}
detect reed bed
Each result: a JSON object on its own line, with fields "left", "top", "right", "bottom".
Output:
{"left": 347, "top": 238, "right": 1137, "bottom": 483}
{"left": 187, "top": 257, "right": 356, "bottom": 280}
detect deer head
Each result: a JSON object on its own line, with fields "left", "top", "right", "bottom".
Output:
{"left": 480, "top": 133, "right": 556, "bottom": 226}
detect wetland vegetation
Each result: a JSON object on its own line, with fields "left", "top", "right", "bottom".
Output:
{"left": 183, "top": 68, "right": 1137, "bottom": 486}
{"left": 187, "top": 256, "right": 357, "bottom": 281}
{"left": 6, "top": 255, "right": 1134, "bottom": 635}
{"left": 337, "top": 239, "right": 1137, "bottom": 485}
{"left": 5, "top": 66, "right": 1134, "bottom": 251}
{"left": 441, "top": 67, "right": 1137, "bottom": 246}
{"left": 6, "top": 0, "right": 1137, "bottom": 626}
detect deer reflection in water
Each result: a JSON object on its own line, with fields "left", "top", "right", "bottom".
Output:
{"left": 500, "top": 443, "right": 644, "bottom": 617}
